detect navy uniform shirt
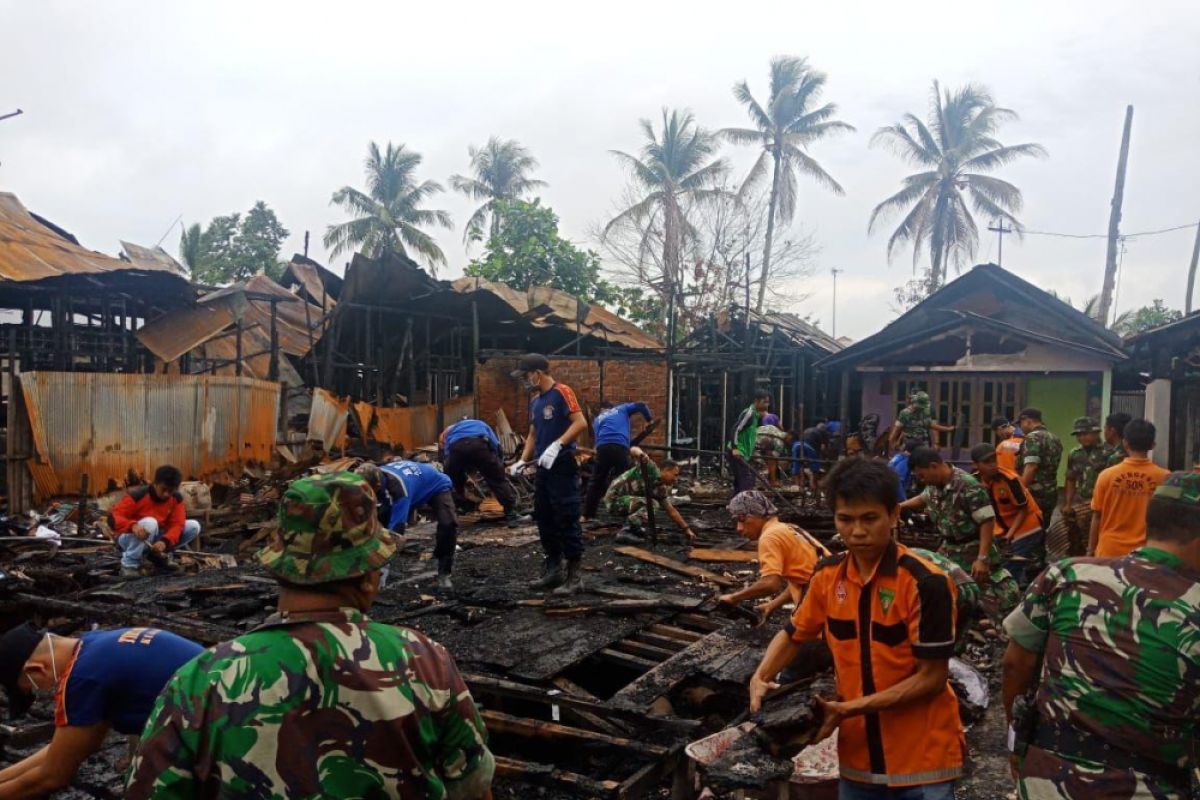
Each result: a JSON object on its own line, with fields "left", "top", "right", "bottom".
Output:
{"left": 593, "top": 402, "right": 652, "bottom": 448}
{"left": 531, "top": 382, "right": 582, "bottom": 457}
{"left": 442, "top": 419, "right": 501, "bottom": 452}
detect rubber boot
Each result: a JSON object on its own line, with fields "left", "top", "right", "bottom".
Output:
{"left": 505, "top": 510, "right": 532, "bottom": 528}
{"left": 551, "top": 560, "right": 584, "bottom": 596}
{"left": 436, "top": 557, "right": 454, "bottom": 593}
{"left": 528, "top": 558, "right": 565, "bottom": 590}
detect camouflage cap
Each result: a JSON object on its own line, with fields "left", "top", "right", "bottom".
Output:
{"left": 1153, "top": 471, "right": 1200, "bottom": 506}
{"left": 258, "top": 472, "right": 395, "bottom": 585}
{"left": 910, "top": 390, "right": 931, "bottom": 407}
{"left": 1072, "top": 416, "right": 1102, "bottom": 434}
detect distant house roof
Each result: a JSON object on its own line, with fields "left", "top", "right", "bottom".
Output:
{"left": 1123, "top": 310, "right": 1200, "bottom": 344}
{"left": 742, "top": 308, "right": 843, "bottom": 354}
{"left": 119, "top": 241, "right": 188, "bottom": 277}
{"left": 279, "top": 254, "right": 342, "bottom": 312}
{"left": 818, "top": 263, "right": 1126, "bottom": 368}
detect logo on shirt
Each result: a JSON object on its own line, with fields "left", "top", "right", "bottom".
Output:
{"left": 543, "top": 405, "right": 555, "bottom": 421}
{"left": 835, "top": 581, "right": 847, "bottom": 604}
{"left": 878, "top": 588, "right": 895, "bottom": 615}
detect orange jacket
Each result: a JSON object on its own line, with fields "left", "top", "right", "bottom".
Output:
{"left": 110, "top": 487, "right": 187, "bottom": 545}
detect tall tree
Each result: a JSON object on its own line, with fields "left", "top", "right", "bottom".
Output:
{"left": 324, "top": 141, "right": 452, "bottom": 273}
{"left": 721, "top": 56, "right": 853, "bottom": 312}
{"left": 869, "top": 82, "right": 1046, "bottom": 291}
{"left": 604, "top": 108, "right": 728, "bottom": 323}
{"left": 180, "top": 201, "right": 289, "bottom": 285}
{"left": 450, "top": 137, "right": 546, "bottom": 244}
{"left": 1098, "top": 106, "right": 1134, "bottom": 325}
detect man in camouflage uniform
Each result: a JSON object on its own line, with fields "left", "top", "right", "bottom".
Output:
{"left": 1103, "top": 411, "right": 1132, "bottom": 467}
{"left": 1018, "top": 407, "right": 1064, "bottom": 522}
{"left": 125, "top": 472, "right": 495, "bottom": 800}
{"left": 1046, "top": 417, "right": 1107, "bottom": 559}
{"left": 607, "top": 457, "right": 694, "bottom": 544}
{"left": 909, "top": 546, "right": 983, "bottom": 655}
{"left": 889, "top": 390, "right": 955, "bottom": 451}
{"left": 1002, "top": 471, "right": 1200, "bottom": 800}
{"left": 902, "top": 447, "right": 1021, "bottom": 616}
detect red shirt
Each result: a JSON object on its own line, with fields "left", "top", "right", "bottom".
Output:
{"left": 110, "top": 487, "right": 187, "bottom": 545}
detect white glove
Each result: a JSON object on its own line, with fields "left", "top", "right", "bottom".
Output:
{"left": 507, "top": 460, "right": 528, "bottom": 477}
{"left": 537, "top": 441, "right": 563, "bottom": 469}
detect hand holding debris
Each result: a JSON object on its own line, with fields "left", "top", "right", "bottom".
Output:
{"left": 151, "top": 541, "right": 167, "bottom": 553}
{"left": 630, "top": 446, "right": 646, "bottom": 461}
{"left": 971, "top": 557, "right": 991, "bottom": 584}
{"left": 537, "top": 441, "right": 563, "bottom": 469}
{"left": 507, "top": 460, "right": 528, "bottom": 477}
{"left": 814, "top": 696, "right": 847, "bottom": 742}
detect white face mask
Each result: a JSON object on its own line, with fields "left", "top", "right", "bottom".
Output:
{"left": 24, "top": 633, "right": 58, "bottom": 700}
{"left": 523, "top": 372, "right": 539, "bottom": 391}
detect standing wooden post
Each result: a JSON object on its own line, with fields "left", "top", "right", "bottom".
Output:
{"left": 1098, "top": 105, "right": 1133, "bottom": 326}
{"left": 235, "top": 319, "right": 243, "bottom": 377}
{"left": 268, "top": 299, "right": 280, "bottom": 382}
{"left": 1186, "top": 220, "right": 1200, "bottom": 315}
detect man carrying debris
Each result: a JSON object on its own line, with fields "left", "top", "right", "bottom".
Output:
{"left": 1088, "top": 418, "right": 1170, "bottom": 557}
{"left": 356, "top": 460, "right": 458, "bottom": 591}
{"left": 110, "top": 464, "right": 202, "bottom": 577}
{"left": 993, "top": 417, "right": 1025, "bottom": 473}
{"left": 508, "top": 353, "right": 588, "bottom": 594}
{"left": 1102, "top": 411, "right": 1132, "bottom": 467}
{"left": 1017, "top": 407, "right": 1063, "bottom": 522}
{"left": 441, "top": 417, "right": 528, "bottom": 528}
{"left": 728, "top": 389, "right": 771, "bottom": 495}
{"left": 718, "top": 490, "right": 829, "bottom": 622}
{"left": 0, "top": 623, "right": 202, "bottom": 799}
{"left": 582, "top": 399, "right": 652, "bottom": 520}
{"left": 889, "top": 389, "right": 955, "bottom": 451}
{"left": 750, "top": 458, "right": 965, "bottom": 796}
{"left": 1003, "top": 471, "right": 1200, "bottom": 800}
{"left": 1047, "top": 417, "right": 1107, "bottom": 559}
{"left": 971, "top": 443, "right": 1045, "bottom": 588}
{"left": 126, "top": 472, "right": 495, "bottom": 800}
{"left": 606, "top": 455, "right": 693, "bottom": 544}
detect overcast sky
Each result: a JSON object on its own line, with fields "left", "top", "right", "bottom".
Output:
{"left": 2, "top": 1, "right": 1198, "bottom": 339}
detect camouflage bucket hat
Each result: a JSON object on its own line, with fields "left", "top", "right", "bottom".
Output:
{"left": 1072, "top": 416, "right": 1102, "bottom": 435}
{"left": 258, "top": 472, "right": 396, "bottom": 585}
{"left": 911, "top": 390, "right": 931, "bottom": 408}
{"left": 1153, "top": 471, "right": 1200, "bottom": 506}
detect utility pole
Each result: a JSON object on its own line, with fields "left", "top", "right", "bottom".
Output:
{"left": 1098, "top": 105, "right": 1134, "bottom": 327}
{"left": 987, "top": 220, "right": 1013, "bottom": 267}
{"left": 1186, "top": 221, "right": 1200, "bottom": 315}
{"left": 0, "top": 109, "right": 22, "bottom": 123}
{"left": 831, "top": 268, "right": 842, "bottom": 338}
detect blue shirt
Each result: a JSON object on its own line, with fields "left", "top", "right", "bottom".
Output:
{"left": 57, "top": 627, "right": 203, "bottom": 735}
{"left": 889, "top": 452, "right": 912, "bottom": 502}
{"left": 791, "top": 441, "right": 819, "bottom": 475}
{"left": 530, "top": 383, "right": 581, "bottom": 458}
{"left": 593, "top": 402, "right": 652, "bottom": 448}
{"left": 443, "top": 419, "right": 500, "bottom": 451}
{"left": 379, "top": 461, "right": 453, "bottom": 531}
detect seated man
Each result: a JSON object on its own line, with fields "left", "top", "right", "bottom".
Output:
{"left": 718, "top": 490, "right": 830, "bottom": 622}
{"left": 357, "top": 460, "right": 458, "bottom": 591}
{"left": 0, "top": 622, "right": 203, "bottom": 799}
{"left": 605, "top": 456, "right": 693, "bottom": 544}
{"left": 110, "top": 465, "right": 201, "bottom": 577}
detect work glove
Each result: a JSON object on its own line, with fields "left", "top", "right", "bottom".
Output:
{"left": 507, "top": 460, "right": 528, "bottom": 477}
{"left": 537, "top": 441, "right": 563, "bottom": 469}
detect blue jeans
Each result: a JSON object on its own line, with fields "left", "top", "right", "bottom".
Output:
{"left": 839, "top": 780, "right": 956, "bottom": 799}
{"left": 117, "top": 516, "right": 200, "bottom": 568}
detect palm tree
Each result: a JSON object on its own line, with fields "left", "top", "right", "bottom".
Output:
{"left": 450, "top": 137, "right": 546, "bottom": 244}
{"left": 324, "top": 141, "right": 453, "bottom": 273}
{"left": 179, "top": 222, "right": 204, "bottom": 275}
{"left": 721, "top": 56, "right": 854, "bottom": 312}
{"left": 605, "top": 109, "right": 728, "bottom": 312}
{"left": 869, "top": 82, "right": 1047, "bottom": 290}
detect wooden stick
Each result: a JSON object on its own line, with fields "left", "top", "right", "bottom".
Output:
{"left": 687, "top": 548, "right": 758, "bottom": 563}
{"left": 614, "top": 545, "right": 734, "bottom": 587}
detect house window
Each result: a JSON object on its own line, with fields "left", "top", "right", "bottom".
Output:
{"left": 890, "top": 375, "right": 1023, "bottom": 455}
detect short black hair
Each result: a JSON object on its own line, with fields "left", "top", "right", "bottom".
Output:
{"left": 154, "top": 464, "right": 183, "bottom": 490}
{"left": 1105, "top": 412, "right": 1131, "bottom": 436}
{"left": 1123, "top": 419, "right": 1156, "bottom": 452}
{"left": 822, "top": 457, "right": 900, "bottom": 513}
{"left": 598, "top": 400, "right": 614, "bottom": 410}
{"left": 754, "top": 389, "right": 771, "bottom": 402}
{"left": 970, "top": 443, "right": 997, "bottom": 463}
{"left": 1018, "top": 407, "right": 1043, "bottom": 422}
{"left": 1146, "top": 495, "right": 1200, "bottom": 544}
{"left": 908, "top": 446, "right": 944, "bottom": 469}
{"left": 991, "top": 417, "right": 1011, "bottom": 430}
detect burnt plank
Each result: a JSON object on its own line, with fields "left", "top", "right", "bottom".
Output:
{"left": 614, "top": 546, "right": 735, "bottom": 587}
{"left": 493, "top": 756, "right": 621, "bottom": 798}
{"left": 611, "top": 630, "right": 750, "bottom": 710}
{"left": 481, "top": 710, "right": 668, "bottom": 757}
{"left": 598, "top": 647, "right": 658, "bottom": 671}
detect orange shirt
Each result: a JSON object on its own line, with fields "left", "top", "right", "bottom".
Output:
{"left": 996, "top": 435, "right": 1023, "bottom": 473}
{"left": 981, "top": 466, "right": 1043, "bottom": 541}
{"left": 1091, "top": 456, "right": 1171, "bottom": 557}
{"left": 757, "top": 519, "right": 830, "bottom": 605}
{"left": 787, "top": 542, "right": 964, "bottom": 787}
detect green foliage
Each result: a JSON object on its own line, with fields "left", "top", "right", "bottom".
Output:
{"left": 1112, "top": 299, "right": 1183, "bottom": 336}
{"left": 450, "top": 137, "right": 546, "bottom": 244}
{"left": 465, "top": 199, "right": 611, "bottom": 302}
{"left": 181, "top": 201, "right": 289, "bottom": 285}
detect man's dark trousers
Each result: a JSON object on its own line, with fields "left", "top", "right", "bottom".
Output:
{"left": 444, "top": 436, "right": 517, "bottom": 512}
{"left": 535, "top": 451, "right": 583, "bottom": 562}
{"left": 728, "top": 452, "right": 757, "bottom": 495}
{"left": 429, "top": 490, "right": 460, "bottom": 568}
{"left": 583, "top": 443, "right": 631, "bottom": 519}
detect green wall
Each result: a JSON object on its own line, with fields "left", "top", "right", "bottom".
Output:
{"left": 1026, "top": 375, "right": 1089, "bottom": 484}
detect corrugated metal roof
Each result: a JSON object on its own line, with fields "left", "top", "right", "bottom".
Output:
{"left": 20, "top": 372, "right": 279, "bottom": 500}
{"left": 119, "top": 241, "right": 188, "bottom": 277}
{"left": 280, "top": 256, "right": 340, "bottom": 312}
{"left": 137, "top": 303, "right": 236, "bottom": 362}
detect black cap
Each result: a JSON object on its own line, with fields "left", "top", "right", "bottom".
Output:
{"left": 0, "top": 623, "right": 42, "bottom": 719}
{"left": 970, "top": 443, "right": 998, "bottom": 463}
{"left": 991, "top": 417, "right": 1011, "bottom": 430}
{"left": 510, "top": 353, "right": 550, "bottom": 379}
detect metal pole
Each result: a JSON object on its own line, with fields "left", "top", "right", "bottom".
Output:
{"left": 720, "top": 370, "right": 728, "bottom": 479}
{"left": 695, "top": 372, "right": 702, "bottom": 478}
{"left": 831, "top": 268, "right": 842, "bottom": 339}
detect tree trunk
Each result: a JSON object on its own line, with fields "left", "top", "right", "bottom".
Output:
{"left": 1098, "top": 105, "right": 1134, "bottom": 326}
{"left": 756, "top": 148, "right": 783, "bottom": 313}
{"left": 661, "top": 195, "right": 681, "bottom": 330}
{"left": 1186, "top": 219, "right": 1200, "bottom": 315}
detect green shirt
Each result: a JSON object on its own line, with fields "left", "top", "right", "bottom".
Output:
{"left": 126, "top": 607, "right": 494, "bottom": 800}
{"left": 1019, "top": 426, "right": 1063, "bottom": 498}
{"left": 922, "top": 467, "right": 997, "bottom": 546}
{"left": 1065, "top": 443, "right": 1109, "bottom": 501}
{"left": 731, "top": 405, "right": 760, "bottom": 459}
{"left": 896, "top": 405, "right": 932, "bottom": 446}
{"left": 604, "top": 461, "right": 667, "bottom": 505}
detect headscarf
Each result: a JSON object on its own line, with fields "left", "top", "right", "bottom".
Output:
{"left": 727, "top": 490, "right": 778, "bottom": 518}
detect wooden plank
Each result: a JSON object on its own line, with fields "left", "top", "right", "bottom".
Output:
{"left": 612, "top": 630, "right": 750, "bottom": 710}
{"left": 613, "top": 639, "right": 677, "bottom": 661}
{"left": 614, "top": 545, "right": 734, "bottom": 587}
{"left": 631, "top": 631, "right": 691, "bottom": 651}
{"left": 647, "top": 624, "right": 703, "bottom": 643}
{"left": 547, "top": 677, "right": 631, "bottom": 738}
{"left": 598, "top": 648, "right": 658, "bottom": 671}
{"left": 493, "top": 756, "right": 621, "bottom": 798}
{"left": 687, "top": 548, "right": 758, "bottom": 563}
{"left": 672, "top": 613, "right": 724, "bottom": 632}
{"left": 481, "top": 710, "right": 668, "bottom": 757}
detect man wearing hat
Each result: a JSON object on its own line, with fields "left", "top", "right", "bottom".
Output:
{"left": 0, "top": 623, "right": 201, "bottom": 798}
{"left": 1046, "top": 417, "right": 1107, "bottom": 559}
{"left": 1003, "top": 471, "right": 1200, "bottom": 799}
{"left": 508, "top": 353, "right": 588, "bottom": 594}
{"left": 126, "top": 472, "right": 495, "bottom": 800}
{"left": 890, "top": 389, "right": 955, "bottom": 451}
{"left": 993, "top": 417, "right": 1024, "bottom": 473}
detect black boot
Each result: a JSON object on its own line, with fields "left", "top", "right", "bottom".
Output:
{"left": 529, "top": 558, "right": 565, "bottom": 590}
{"left": 505, "top": 510, "right": 532, "bottom": 528}
{"left": 436, "top": 557, "right": 454, "bottom": 593}
{"left": 551, "top": 559, "right": 584, "bottom": 595}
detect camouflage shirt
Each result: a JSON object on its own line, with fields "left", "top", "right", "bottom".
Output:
{"left": 1065, "top": 444, "right": 1109, "bottom": 502}
{"left": 126, "top": 607, "right": 494, "bottom": 800}
{"left": 604, "top": 461, "right": 668, "bottom": 505}
{"left": 1105, "top": 441, "right": 1128, "bottom": 468}
{"left": 1019, "top": 426, "right": 1064, "bottom": 497}
{"left": 895, "top": 405, "right": 932, "bottom": 446}
{"left": 754, "top": 425, "right": 789, "bottom": 460}
{"left": 922, "top": 468, "right": 997, "bottom": 546}
{"left": 1005, "top": 548, "right": 1200, "bottom": 797}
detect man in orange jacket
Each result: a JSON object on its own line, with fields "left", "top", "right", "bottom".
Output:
{"left": 110, "top": 465, "right": 201, "bottom": 577}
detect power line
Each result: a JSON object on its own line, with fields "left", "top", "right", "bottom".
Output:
{"left": 1023, "top": 222, "right": 1199, "bottom": 240}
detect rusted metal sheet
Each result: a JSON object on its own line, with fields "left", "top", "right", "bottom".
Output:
{"left": 136, "top": 304, "right": 236, "bottom": 363}
{"left": 20, "top": 372, "right": 280, "bottom": 500}
{"left": 119, "top": 241, "right": 188, "bottom": 277}
{"left": 308, "top": 389, "right": 350, "bottom": 448}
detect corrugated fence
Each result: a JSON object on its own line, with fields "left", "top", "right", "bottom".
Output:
{"left": 20, "top": 372, "right": 279, "bottom": 500}
{"left": 307, "top": 391, "right": 475, "bottom": 452}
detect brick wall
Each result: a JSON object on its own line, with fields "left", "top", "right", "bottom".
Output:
{"left": 475, "top": 355, "right": 668, "bottom": 449}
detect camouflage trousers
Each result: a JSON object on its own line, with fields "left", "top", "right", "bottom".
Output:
{"left": 606, "top": 495, "right": 663, "bottom": 531}
{"left": 1019, "top": 744, "right": 1189, "bottom": 800}
{"left": 954, "top": 581, "right": 983, "bottom": 655}
{"left": 1046, "top": 503, "right": 1092, "bottom": 560}
{"left": 939, "top": 540, "right": 1022, "bottom": 618}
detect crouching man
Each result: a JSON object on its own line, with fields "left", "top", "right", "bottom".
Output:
{"left": 357, "top": 460, "right": 458, "bottom": 591}
{"left": 110, "top": 465, "right": 201, "bottom": 577}
{"left": 126, "top": 472, "right": 495, "bottom": 800}
{"left": 0, "top": 623, "right": 202, "bottom": 799}
{"left": 606, "top": 455, "right": 693, "bottom": 544}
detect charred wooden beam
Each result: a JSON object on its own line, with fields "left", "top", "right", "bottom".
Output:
{"left": 12, "top": 593, "right": 238, "bottom": 645}
{"left": 480, "top": 710, "right": 668, "bottom": 757}
{"left": 492, "top": 756, "right": 621, "bottom": 798}
{"left": 597, "top": 648, "right": 658, "bottom": 672}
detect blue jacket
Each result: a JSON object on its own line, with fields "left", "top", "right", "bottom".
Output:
{"left": 442, "top": 419, "right": 500, "bottom": 451}
{"left": 889, "top": 452, "right": 912, "bottom": 502}
{"left": 379, "top": 461, "right": 453, "bottom": 532}
{"left": 593, "top": 402, "right": 652, "bottom": 448}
